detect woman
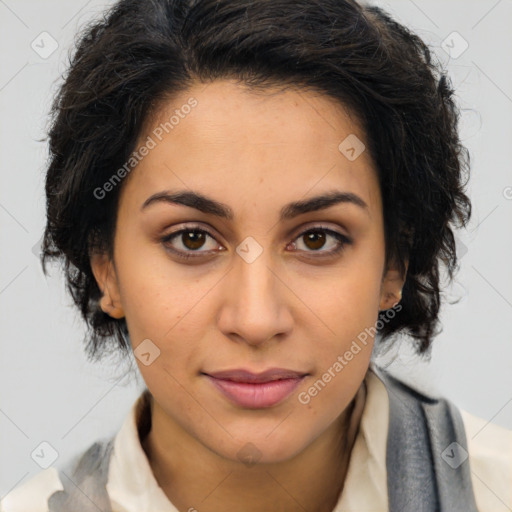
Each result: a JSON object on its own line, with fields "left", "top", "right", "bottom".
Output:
{"left": 2, "top": 0, "right": 510, "bottom": 510}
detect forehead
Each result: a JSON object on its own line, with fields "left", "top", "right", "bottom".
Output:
{"left": 150, "top": 79, "right": 363, "bottom": 151}
{"left": 122, "top": 79, "right": 381, "bottom": 220}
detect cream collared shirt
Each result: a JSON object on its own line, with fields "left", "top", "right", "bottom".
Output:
{"left": 2, "top": 365, "right": 511, "bottom": 511}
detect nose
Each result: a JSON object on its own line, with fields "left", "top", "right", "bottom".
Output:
{"left": 216, "top": 246, "right": 294, "bottom": 347}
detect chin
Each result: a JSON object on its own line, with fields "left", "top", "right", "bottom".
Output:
{"left": 212, "top": 431, "right": 311, "bottom": 467}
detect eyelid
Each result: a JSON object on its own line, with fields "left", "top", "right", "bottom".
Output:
{"left": 160, "top": 222, "right": 351, "bottom": 259}
{"left": 289, "top": 221, "right": 350, "bottom": 240}
{"left": 160, "top": 223, "right": 220, "bottom": 249}
{"left": 160, "top": 224, "right": 226, "bottom": 263}
{"left": 161, "top": 222, "right": 350, "bottom": 245}
{"left": 290, "top": 225, "right": 352, "bottom": 257}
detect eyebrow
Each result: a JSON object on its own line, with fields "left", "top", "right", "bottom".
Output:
{"left": 141, "top": 189, "right": 369, "bottom": 220}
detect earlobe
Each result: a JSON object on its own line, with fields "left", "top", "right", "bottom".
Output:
{"left": 379, "top": 287, "right": 402, "bottom": 311}
{"left": 90, "top": 252, "right": 125, "bottom": 319}
{"left": 99, "top": 294, "right": 125, "bottom": 319}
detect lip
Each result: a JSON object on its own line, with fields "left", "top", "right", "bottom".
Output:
{"left": 203, "top": 368, "right": 308, "bottom": 409}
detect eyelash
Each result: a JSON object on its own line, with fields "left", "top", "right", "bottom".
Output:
{"left": 161, "top": 224, "right": 352, "bottom": 261}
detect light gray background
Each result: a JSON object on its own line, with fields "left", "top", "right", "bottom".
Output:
{"left": 1, "top": 0, "right": 511, "bottom": 498}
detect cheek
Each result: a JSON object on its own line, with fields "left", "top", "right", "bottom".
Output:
{"left": 312, "top": 255, "right": 383, "bottom": 340}
{"left": 114, "top": 246, "right": 218, "bottom": 380}
{"left": 295, "top": 344, "right": 370, "bottom": 448}
{"left": 114, "top": 235, "right": 204, "bottom": 339}
{"left": 302, "top": 243, "right": 383, "bottom": 388}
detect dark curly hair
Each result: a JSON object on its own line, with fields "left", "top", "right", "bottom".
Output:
{"left": 41, "top": 0, "right": 471, "bottom": 361}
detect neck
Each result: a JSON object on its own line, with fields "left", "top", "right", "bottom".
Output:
{"left": 142, "top": 381, "right": 367, "bottom": 512}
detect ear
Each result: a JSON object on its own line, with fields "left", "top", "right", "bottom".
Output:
{"left": 90, "top": 251, "right": 125, "bottom": 319}
{"left": 379, "top": 258, "right": 408, "bottom": 312}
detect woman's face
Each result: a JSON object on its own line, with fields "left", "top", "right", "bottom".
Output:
{"left": 92, "top": 79, "right": 404, "bottom": 464}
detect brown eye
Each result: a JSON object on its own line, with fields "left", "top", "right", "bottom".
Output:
{"left": 161, "top": 226, "right": 221, "bottom": 259}
{"left": 302, "top": 230, "right": 327, "bottom": 250}
{"left": 181, "top": 230, "right": 207, "bottom": 250}
{"left": 291, "top": 227, "right": 351, "bottom": 256}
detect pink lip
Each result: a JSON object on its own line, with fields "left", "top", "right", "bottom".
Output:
{"left": 204, "top": 368, "right": 308, "bottom": 409}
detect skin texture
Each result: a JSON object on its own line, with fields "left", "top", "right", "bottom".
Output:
{"left": 91, "top": 79, "right": 406, "bottom": 511}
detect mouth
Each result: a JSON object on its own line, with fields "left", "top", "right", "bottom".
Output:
{"left": 202, "top": 368, "right": 309, "bottom": 409}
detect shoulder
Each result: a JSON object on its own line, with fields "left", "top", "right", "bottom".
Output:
{"left": 0, "top": 437, "right": 115, "bottom": 512}
{"left": 0, "top": 390, "right": 148, "bottom": 512}
{"left": 0, "top": 467, "right": 64, "bottom": 512}
{"left": 460, "top": 408, "right": 512, "bottom": 512}
{"left": 370, "top": 364, "right": 512, "bottom": 510}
